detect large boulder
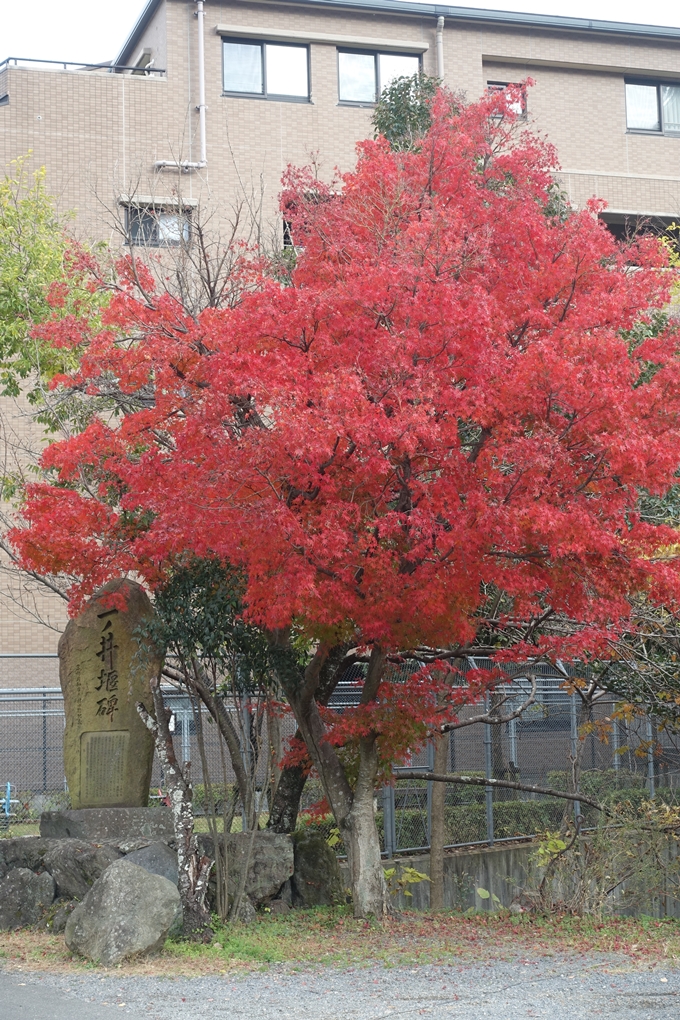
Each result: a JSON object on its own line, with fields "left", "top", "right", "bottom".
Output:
{"left": 43, "top": 839, "right": 121, "bottom": 899}
{"left": 292, "top": 830, "right": 346, "bottom": 907}
{"left": 65, "top": 859, "right": 181, "bottom": 965}
{"left": 199, "top": 831, "right": 294, "bottom": 906}
{"left": 0, "top": 837, "right": 53, "bottom": 880}
{"left": 125, "top": 842, "right": 178, "bottom": 886}
{"left": 0, "top": 868, "right": 55, "bottom": 930}
{"left": 40, "top": 807, "right": 174, "bottom": 845}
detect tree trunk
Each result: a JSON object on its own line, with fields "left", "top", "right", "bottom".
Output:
{"left": 344, "top": 736, "right": 390, "bottom": 918}
{"left": 136, "top": 677, "right": 213, "bottom": 940}
{"left": 268, "top": 643, "right": 350, "bottom": 833}
{"left": 268, "top": 753, "right": 307, "bottom": 833}
{"left": 429, "top": 730, "right": 448, "bottom": 911}
{"left": 271, "top": 639, "right": 389, "bottom": 917}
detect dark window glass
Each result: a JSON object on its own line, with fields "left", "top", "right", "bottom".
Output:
{"left": 127, "top": 208, "right": 189, "bottom": 247}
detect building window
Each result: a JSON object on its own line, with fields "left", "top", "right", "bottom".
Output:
{"left": 487, "top": 81, "right": 527, "bottom": 118}
{"left": 338, "top": 50, "right": 420, "bottom": 104}
{"left": 626, "top": 81, "right": 680, "bottom": 134}
{"left": 222, "top": 39, "right": 309, "bottom": 100}
{"left": 126, "top": 206, "right": 190, "bottom": 247}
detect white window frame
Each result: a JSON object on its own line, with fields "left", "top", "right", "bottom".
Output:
{"left": 221, "top": 37, "right": 310, "bottom": 102}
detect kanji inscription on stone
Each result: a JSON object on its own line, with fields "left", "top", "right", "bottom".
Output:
{"left": 58, "top": 579, "right": 161, "bottom": 809}
{"left": 80, "top": 731, "right": 129, "bottom": 805}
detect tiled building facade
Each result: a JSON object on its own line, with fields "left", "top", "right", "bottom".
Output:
{"left": 1, "top": 0, "right": 680, "bottom": 682}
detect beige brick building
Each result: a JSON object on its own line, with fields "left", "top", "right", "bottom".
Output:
{"left": 1, "top": 0, "right": 680, "bottom": 683}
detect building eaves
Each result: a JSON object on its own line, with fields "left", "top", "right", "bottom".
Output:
{"left": 116, "top": 0, "right": 164, "bottom": 67}
{"left": 115, "top": 0, "right": 680, "bottom": 68}
{"left": 290, "top": 0, "right": 680, "bottom": 39}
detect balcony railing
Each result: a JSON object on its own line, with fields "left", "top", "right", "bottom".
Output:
{"left": 0, "top": 56, "right": 165, "bottom": 76}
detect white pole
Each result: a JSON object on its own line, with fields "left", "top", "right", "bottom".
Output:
{"left": 196, "top": 0, "right": 207, "bottom": 165}
{"left": 436, "top": 17, "right": 445, "bottom": 80}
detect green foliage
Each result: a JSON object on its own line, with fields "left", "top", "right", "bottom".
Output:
{"left": 326, "top": 827, "right": 342, "bottom": 848}
{"left": 529, "top": 800, "right": 680, "bottom": 915}
{"left": 148, "top": 557, "right": 273, "bottom": 686}
{"left": 0, "top": 157, "right": 101, "bottom": 410}
{"left": 475, "top": 886, "right": 501, "bottom": 905}
{"left": 372, "top": 73, "right": 441, "bottom": 152}
{"left": 533, "top": 830, "right": 568, "bottom": 867}
{"left": 384, "top": 865, "right": 430, "bottom": 897}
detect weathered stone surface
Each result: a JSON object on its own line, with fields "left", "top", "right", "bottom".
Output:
{"left": 268, "top": 899, "right": 290, "bottom": 915}
{"left": 232, "top": 896, "right": 257, "bottom": 924}
{"left": 0, "top": 868, "right": 55, "bottom": 930}
{"left": 40, "top": 807, "right": 174, "bottom": 844}
{"left": 125, "top": 841, "right": 178, "bottom": 886}
{"left": 292, "top": 830, "right": 346, "bottom": 907}
{"left": 48, "top": 899, "right": 78, "bottom": 934}
{"left": 0, "top": 837, "right": 53, "bottom": 879}
{"left": 58, "top": 579, "right": 161, "bottom": 809}
{"left": 43, "top": 839, "right": 121, "bottom": 899}
{"left": 65, "top": 860, "right": 181, "bottom": 965}
{"left": 199, "top": 831, "right": 294, "bottom": 906}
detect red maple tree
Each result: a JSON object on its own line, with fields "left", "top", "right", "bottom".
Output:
{"left": 12, "top": 89, "right": 680, "bottom": 915}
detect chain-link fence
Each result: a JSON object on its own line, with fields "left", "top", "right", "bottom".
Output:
{"left": 2, "top": 667, "right": 679, "bottom": 852}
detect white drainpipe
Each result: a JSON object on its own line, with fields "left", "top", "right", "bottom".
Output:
{"left": 155, "top": 0, "right": 207, "bottom": 171}
{"left": 436, "top": 16, "right": 445, "bottom": 80}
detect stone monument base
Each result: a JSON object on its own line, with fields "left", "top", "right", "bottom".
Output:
{"left": 40, "top": 807, "right": 174, "bottom": 845}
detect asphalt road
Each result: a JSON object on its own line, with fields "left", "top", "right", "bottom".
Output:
{"left": 2, "top": 956, "right": 679, "bottom": 1019}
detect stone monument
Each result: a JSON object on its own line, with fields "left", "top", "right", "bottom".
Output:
{"left": 58, "top": 579, "right": 161, "bottom": 809}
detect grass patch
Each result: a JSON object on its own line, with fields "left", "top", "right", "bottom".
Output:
{"left": 1, "top": 908, "right": 680, "bottom": 976}
{"left": 0, "top": 822, "right": 40, "bottom": 838}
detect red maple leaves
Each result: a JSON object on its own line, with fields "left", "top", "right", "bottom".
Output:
{"left": 12, "top": 89, "right": 680, "bottom": 674}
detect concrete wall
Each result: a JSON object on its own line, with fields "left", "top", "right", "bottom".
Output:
{"left": 345, "top": 841, "right": 680, "bottom": 918}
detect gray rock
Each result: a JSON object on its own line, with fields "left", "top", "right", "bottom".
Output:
{"left": 199, "top": 831, "right": 294, "bottom": 906}
{"left": 43, "top": 839, "right": 121, "bottom": 899}
{"left": 268, "top": 899, "right": 290, "bottom": 915}
{"left": 0, "top": 837, "right": 53, "bottom": 880}
{"left": 232, "top": 896, "right": 257, "bottom": 923}
{"left": 125, "top": 841, "right": 178, "bottom": 886}
{"left": 292, "top": 830, "right": 346, "bottom": 907}
{"left": 65, "top": 859, "right": 181, "bottom": 966}
{"left": 40, "top": 807, "right": 174, "bottom": 844}
{"left": 48, "top": 899, "right": 78, "bottom": 934}
{"left": 0, "top": 868, "right": 55, "bottom": 930}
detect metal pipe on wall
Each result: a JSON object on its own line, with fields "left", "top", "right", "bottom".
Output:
{"left": 155, "top": 0, "right": 207, "bottom": 171}
{"left": 436, "top": 16, "right": 445, "bottom": 80}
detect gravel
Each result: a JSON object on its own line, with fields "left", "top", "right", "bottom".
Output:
{"left": 2, "top": 955, "right": 679, "bottom": 1019}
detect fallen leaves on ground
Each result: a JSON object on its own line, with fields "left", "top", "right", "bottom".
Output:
{"left": 1, "top": 908, "right": 679, "bottom": 976}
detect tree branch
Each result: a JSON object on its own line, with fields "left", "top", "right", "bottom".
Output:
{"left": 395, "top": 769, "right": 609, "bottom": 815}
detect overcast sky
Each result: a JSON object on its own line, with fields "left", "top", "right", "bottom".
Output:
{"left": 2, "top": 0, "right": 680, "bottom": 66}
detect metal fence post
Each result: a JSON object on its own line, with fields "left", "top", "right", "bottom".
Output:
{"left": 426, "top": 740, "right": 434, "bottom": 847}
{"left": 41, "top": 689, "right": 48, "bottom": 793}
{"left": 612, "top": 710, "right": 620, "bottom": 775}
{"left": 570, "top": 692, "right": 581, "bottom": 827}
{"left": 484, "top": 695, "right": 494, "bottom": 846}
{"left": 509, "top": 714, "right": 518, "bottom": 772}
{"left": 181, "top": 708, "right": 191, "bottom": 766}
{"left": 383, "top": 785, "right": 396, "bottom": 857}
{"left": 647, "top": 715, "right": 656, "bottom": 798}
